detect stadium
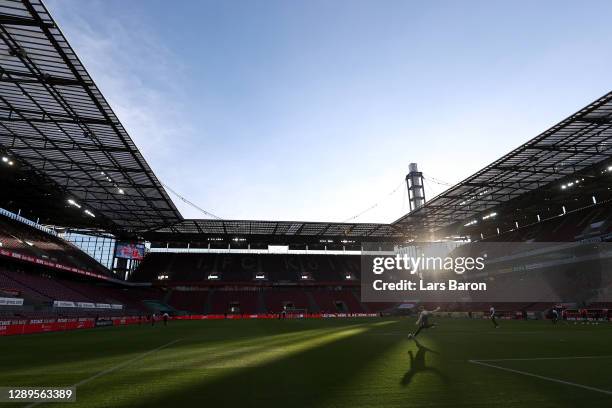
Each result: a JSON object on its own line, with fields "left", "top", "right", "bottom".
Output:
{"left": 1, "top": 1, "right": 612, "bottom": 407}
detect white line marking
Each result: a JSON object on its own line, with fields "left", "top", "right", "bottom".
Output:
{"left": 26, "top": 339, "right": 181, "bottom": 407}
{"left": 475, "top": 355, "right": 612, "bottom": 362}
{"left": 469, "top": 359, "right": 612, "bottom": 396}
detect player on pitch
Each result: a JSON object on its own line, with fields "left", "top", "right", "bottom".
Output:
{"left": 490, "top": 305, "right": 499, "bottom": 328}
{"left": 408, "top": 306, "right": 440, "bottom": 339}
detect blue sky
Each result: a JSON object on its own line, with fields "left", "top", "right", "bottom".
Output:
{"left": 45, "top": 0, "right": 612, "bottom": 223}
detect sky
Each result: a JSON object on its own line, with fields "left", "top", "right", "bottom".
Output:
{"left": 44, "top": 0, "right": 612, "bottom": 223}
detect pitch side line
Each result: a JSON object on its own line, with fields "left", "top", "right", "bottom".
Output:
{"left": 26, "top": 339, "right": 182, "bottom": 407}
{"left": 468, "top": 359, "right": 612, "bottom": 396}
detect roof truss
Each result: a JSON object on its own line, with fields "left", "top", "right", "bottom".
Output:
{"left": 394, "top": 91, "right": 612, "bottom": 236}
{"left": 0, "top": 0, "right": 182, "bottom": 232}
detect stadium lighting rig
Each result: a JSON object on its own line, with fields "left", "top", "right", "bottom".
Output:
{"left": 67, "top": 199, "right": 97, "bottom": 219}
{"left": 2, "top": 156, "right": 14, "bottom": 166}
{"left": 67, "top": 199, "right": 82, "bottom": 209}
{"left": 99, "top": 171, "right": 126, "bottom": 196}
{"left": 561, "top": 178, "right": 584, "bottom": 190}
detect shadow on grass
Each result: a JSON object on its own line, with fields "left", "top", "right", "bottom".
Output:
{"left": 401, "top": 338, "right": 449, "bottom": 387}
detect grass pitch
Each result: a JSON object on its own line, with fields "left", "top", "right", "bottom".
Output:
{"left": 1, "top": 318, "right": 612, "bottom": 407}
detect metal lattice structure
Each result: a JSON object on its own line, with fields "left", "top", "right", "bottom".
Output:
{"left": 394, "top": 91, "right": 612, "bottom": 236}
{"left": 0, "top": 0, "right": 181, "bottom": 232}
{"left": 145, "top": 219, "right": 403, "bottom": 244}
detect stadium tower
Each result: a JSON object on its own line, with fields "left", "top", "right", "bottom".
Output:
{"left": 405, "top": 163, "right": 426, "bottom": 211}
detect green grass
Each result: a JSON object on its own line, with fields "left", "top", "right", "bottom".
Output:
{"left": 1, "top": 318, "right": 612, "bottom": 407}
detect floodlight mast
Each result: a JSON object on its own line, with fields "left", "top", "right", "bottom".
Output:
{"left": 406, "top": 163, "right": 426, "bottom": 211}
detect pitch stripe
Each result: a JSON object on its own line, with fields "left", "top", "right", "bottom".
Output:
{"left": 26, "top": 339, "right": 182, "bottom": 407}
{"left": 469, "top": 359, "right": 612, "bottom": 396}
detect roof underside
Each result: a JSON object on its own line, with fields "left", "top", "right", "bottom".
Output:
{"left": 394, "top": 91, "right": 612, "bottom": 236}
{"left": 0, "top": 0, "right": 181, "bottom": 232}
{"left": 144, "top": 219, "right": 403, "bottom": 244}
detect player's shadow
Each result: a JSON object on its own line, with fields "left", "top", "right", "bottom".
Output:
{"left": 401, "top": 338, "right": 449, "bottom": 386}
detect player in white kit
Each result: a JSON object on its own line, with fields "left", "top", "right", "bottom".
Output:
{"left": 408, "top": 306, "right": 440, "bottom": 339}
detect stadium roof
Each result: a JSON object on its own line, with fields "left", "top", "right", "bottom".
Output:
{"left": 0, "top": 0, "right": 182, "bottom": 232}
{"left": 394, "top": 91, "right": 612, "bottom": 238}
{"left": 143, "top": 219, "right": 403, "bottom": 244}
{"left": 2, "top": 0, "right": 611, "bottom": 244}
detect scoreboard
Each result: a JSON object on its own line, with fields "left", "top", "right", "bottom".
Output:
{"left": 114, "top": 242, "right": 145, "bottom": 260}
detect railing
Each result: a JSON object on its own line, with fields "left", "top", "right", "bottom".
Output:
{"left": 0, "top": 208, "right": 58, "bottom": 237}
